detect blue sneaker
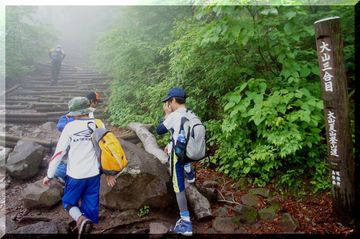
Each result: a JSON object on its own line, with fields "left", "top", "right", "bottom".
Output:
{"left": 184, "top": 163, "right": 195, "bottom": 183}
{"left": 169, "top": 218, "right": 193, "bottom": 236}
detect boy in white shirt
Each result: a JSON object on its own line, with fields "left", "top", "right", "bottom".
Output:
{"left": 43, "top": 97, "right": 112, "bottom": 235}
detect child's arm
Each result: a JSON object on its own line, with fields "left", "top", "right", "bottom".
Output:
{"left": 43, "top": 129, "right": 71, "bottom": 186}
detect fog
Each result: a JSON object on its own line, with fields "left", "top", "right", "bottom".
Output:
{"left": 34, "top": 6, "right": 118, "bottom": 66}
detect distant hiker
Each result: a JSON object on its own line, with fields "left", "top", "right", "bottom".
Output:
{"left": 48, "top": 44, "right": 66, "bottom": 85}
{"left": 156, "top": 87, "right": 196, "bottom": 236}
{"left": 43, "top": 97, "right": 114, "bottom": 235}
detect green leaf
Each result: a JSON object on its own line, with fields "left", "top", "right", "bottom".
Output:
{"left": 285, "top": 11, "right": 296, "bottom": 19}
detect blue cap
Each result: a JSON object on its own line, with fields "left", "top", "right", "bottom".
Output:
{"left": 161, "top": 87, "right": 186, "bottom": 102}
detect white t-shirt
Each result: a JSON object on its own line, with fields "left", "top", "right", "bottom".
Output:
{"left": 47, "top": 119, "right": 100, "bottom": 179}
{"left": 162, "top": 107, "right": 187, "bottom": 155}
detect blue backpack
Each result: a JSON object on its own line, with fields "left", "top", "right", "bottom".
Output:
{"left": 56, "top": 115, "right": 74, "bottom": 132}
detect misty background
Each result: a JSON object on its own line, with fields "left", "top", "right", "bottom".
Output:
{"left": 33, "top": 6, "right": 118, "bottom": 66}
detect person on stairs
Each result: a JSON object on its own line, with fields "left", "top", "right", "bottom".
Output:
{"left": 48, "top": 44, "right": 66, "bottom": 85}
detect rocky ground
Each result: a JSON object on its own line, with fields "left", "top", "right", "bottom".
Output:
{"left": 0, "top": 123, "right": 356, "bottom": 237}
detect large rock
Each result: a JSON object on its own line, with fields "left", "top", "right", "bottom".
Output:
{"left": 100, "top": 140, "right": 175, "bottom": 211}
{"left": 233, "top": 204, "right": 258, "bottom": 224}
{"left": 212, "top": 217, "right": 236, "bottom": 233}
{"left": 0, "top": 147, "right": 13, "bottom": 173}
{"left": 149, "top": 222, "right": 170, "bottom": 238}
{"left": 241, "top": 193, "right": 261, "bottom": 208}
{"left": 6, "top": 140, "right": 46, "bottom": 179}
{"left": 22, "top": 179, "right": 63, "bottom": 209}
{"left": 258, "top": 206, "right": 277, "bottom": 221}
{"left": 249, "top": 188, "right": 271, "bottom": 198}
{"left": 9, "top": 221, "right": 58, "bottom": 234}
{"left": 280, "top": 213, "right": 299, "bottom": 232}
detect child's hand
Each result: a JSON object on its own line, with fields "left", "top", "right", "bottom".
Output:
{"left": 106, "top": 175, "right": 117, "bottom": 187}
{"left": 163, "top": 102, "right": 172, "bottom": 117}
{"left": 43, "top": 176, "right": 51, "bottom": 186}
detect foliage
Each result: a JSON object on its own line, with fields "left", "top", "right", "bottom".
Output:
{"left": 137, "top": 205, "right": 150, "bottom": 218}
{"left": 94, "top": 6, "right": 192, "bottom": 126}
{"left": 6, "top": 7, "right": 56, "bottom": 79}
{"left": 95, "top": 5, "right": 354, "bottom": 194}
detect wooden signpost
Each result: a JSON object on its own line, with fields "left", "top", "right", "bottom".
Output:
{"left": 314, "top": 17, "right": 355, "bottom": 225}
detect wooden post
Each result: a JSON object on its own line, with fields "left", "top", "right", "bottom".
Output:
{"left": 314, "top": 17, "right": 355, "bottom": 225}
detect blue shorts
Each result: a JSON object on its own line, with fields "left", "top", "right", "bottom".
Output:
{"left": 62, "top": 174, "right": 100, "bottom": 223}
{"left": 171, "top": 153, "right": 185, "bottom": 193}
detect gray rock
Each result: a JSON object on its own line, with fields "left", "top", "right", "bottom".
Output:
{"left": 202, "top": 180, "right": 219, "bottom": 188}
{"left": 231, "top": 178, "right": 249, "bottom": 191}
{"left": 233, "top": 204, "right": 258, "bottom": 224}
{"left": 22, "top": 179, "right": 63, "bottom": 209}
{"left": 214, "top": 207, "right": 228, "bottom": 217}
{"left": 241, "top": 193, "right": 261, "bottom": 208}
{"left": 267, "top": 197, "right": 281, "bottom": 211}
{"left": 197, "top": 187, "right": 217, "bottom": 203}
{"left": 212, "top": 217, "right": 236, "bottom": 233}
{"left": 5, "top": 216, "right": 18, "bottom": 233}
{"left": 53, "top": 219, "right": 69, "bottom": 234}
{"left": 0, "top": 147, "right": 13, "bottom": 172}
{"left": 258, "top": 206, "right": 276, "bottom": 221}
{"left": 249, "top": 188, "right": 271, "bottom": 198}
{"left": 100, "top": 140, "right": 175, "bottom": 211}
{"left": 9, "top": 221, "right": 58, "bottom": 234}
{"left": 280, "top": 213, "right": 299, "bottom": 232}
{"left": 6, "top": 140, "right": 46, "bottom": 180}
{"left": 149, "top": 222, "right": 169, "bottom": 235}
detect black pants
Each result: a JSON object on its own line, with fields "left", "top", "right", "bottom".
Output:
{"left": 51, "top": 62, "right": 62, "bottom": 84}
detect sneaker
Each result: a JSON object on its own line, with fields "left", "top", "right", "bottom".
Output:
{"left": 76, "top": 215, "right": 92, "bottom": 235}
{"left": 184, "top": 164, "right": 195, "bottom": 183}
{"left": 169, "top": 218, "right": 193, "bottom": 236}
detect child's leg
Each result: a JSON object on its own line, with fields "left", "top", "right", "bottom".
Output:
{"left": 62, "top": 176, "right": 86, "bottom": 221}
{"left": 80, "top": 174, "right": 101, "bottom": 224}
{"left": 172, "top": 155, "right": 190, "bottom": 221}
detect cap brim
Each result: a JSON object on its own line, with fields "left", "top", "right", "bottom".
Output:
{"left": 67, "top": 108, "right": 94, "bottom": 117}
{"left": 161, "top": 96, "right": 171, "bottom": 102}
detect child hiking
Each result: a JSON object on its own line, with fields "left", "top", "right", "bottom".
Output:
{"left": 156, "top": 87, "right": 196, "bottom": 236}
{"left": 54, "top": 91, "right": 103, "bottom": 184}
{"left": 43, "top": 97, "right": 113, "bottom": 235}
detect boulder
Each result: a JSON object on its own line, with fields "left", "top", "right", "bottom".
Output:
{"left": 249, "top": 188, "right": 271, "bottom": 198}
{"left": 100, "top": 140, "right": 175, "bottom": 211}
{"left": 213, "top": 207, "right": 229, "bottom": 217}
{"left": 233, "top": 204, "right": 258, "bottom": 224}
{"left": 197, "top": 187, "right": 217, "bottom": 203}
{"left": 6, "top": 140, "right": 45, "bottom": 180}
{"left": 202, "top": 180, "right": 219, "bottom": 188}
{"left": 9, "top": 221, "right": 58, "bottom": 234}
{"left": 258, "top": 206, "right": 277, "bottom": 221}
{"left": 149, "top": 222, "right": 170, "bottom": 237}
{"left": 212, "top": 217, "right": 236, "bottom": 233}
{"left": 231, "top": 178, "right": 249, "bottom": 191}
{"left": 0, "top": 147, "right": 13, "bottom": 173}
{"left": 241, "top": 193, "right": 261, "bottom": 208}
{"left": 280, "top": 213, "right": 299, "bottom": 232}
{"left": 22, "top": 179, "right": 63, "bottom": 209}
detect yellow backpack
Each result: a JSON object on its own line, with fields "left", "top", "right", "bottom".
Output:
{"left": 90, "top": 120, "right": 128, "bottom": 175}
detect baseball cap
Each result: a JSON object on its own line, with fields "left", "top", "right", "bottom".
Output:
{"left": 67, "top": 97, "right": 93, "bottom": 117}
{"left": 161, "top": 87, "right": 186, "bottom": 102}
